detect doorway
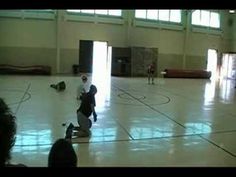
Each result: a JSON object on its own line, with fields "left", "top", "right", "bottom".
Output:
{"left": 79, "top": 40, "right": 111, "bottom": 76}
{"left": 207, "top": 49, "right": 218, "bottom": 80}
{"left": 79, "top": 40, "right": 93, "bottom": 73}
{"left": 220, "top": 53, "right": 236, "bottom": 80}
{"left": 79, "top": 40, "right": 112, "bottom": 106}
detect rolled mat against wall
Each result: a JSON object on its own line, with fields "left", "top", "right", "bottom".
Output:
{"left": 0, "top": 64, "right": 51, "bottom": 75}
{"left": 163, "top": 69, "right": 211, "bottom": 79}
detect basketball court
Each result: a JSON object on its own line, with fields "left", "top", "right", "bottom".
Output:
{"left": 1, "top": 74, "right": 236, "bottom": 166}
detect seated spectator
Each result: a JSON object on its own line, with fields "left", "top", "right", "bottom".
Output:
{"left": 48, "top": 138, "right": 77, "bottom": 167}
{"left": 0, "top": 97, "right": 26, "bottom": 167}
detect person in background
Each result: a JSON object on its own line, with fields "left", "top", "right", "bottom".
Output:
{"left": 147, "top": 62, "right": 155, "bottom": 84}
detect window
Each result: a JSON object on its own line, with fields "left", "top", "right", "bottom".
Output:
{"left": 192, "top": 10, "right": 201, "bottom": 25}
{"left": 159, "top": 10, "right": 169, "bottom": 21}
{"left": 135, "top": 10, "right": 182, "bottom": 23}
{"left": 191, "top": 10, "right": 220, "bottom": 28}
{"left": 67, "top": 9, "right": 81, "bottom": 13}
{"left": 170, "top": 10, "right": 181, "bottom": 23}
{"left": 81, "top": 10, "right": 94, "bottom": 14}
{"left": 210, "top": 12, "right": 220, "bottom": 28}
{"left": 23, "top": 9, "right": 54, "bottom": 13}
{"left": 135, "top": 10, "right": 146, "bottom": 19}
{"left": 108, "top": 10, "right": 121, "bottom": 16}
{"left": 0, "top": 10, "right": 55, "bottom": 19}
{"left": 95, "top": 10, "right": 107, "bottom": 15}
{"left": 147, "top": 10, "right": 158, "bottom": 20}
{"left": 66, "top": 9, "right": 122, "bottom": 16}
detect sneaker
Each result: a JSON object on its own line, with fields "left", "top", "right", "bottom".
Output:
{"left": 89, "top": 119, "right": 92, "bottom": 128}
{"left": 65, "top": 123, "right": 74, "bottom": 139}
{"left": 73, "top": 126, "right": 81, "bottom": 131}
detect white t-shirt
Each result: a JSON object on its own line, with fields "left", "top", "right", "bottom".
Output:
{"left": 77, "top": 81, "right": 90, "bottom": 97}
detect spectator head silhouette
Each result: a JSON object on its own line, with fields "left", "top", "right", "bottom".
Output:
{"left": 0, "top": 98, "right": 17, "bottom": 167}
{"left": 48, "top": 138, "right": 77, "bottom": 167}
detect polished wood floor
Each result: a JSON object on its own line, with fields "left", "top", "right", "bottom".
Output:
{"left": 1, "top": 75, "right": 236, "bottom": 166}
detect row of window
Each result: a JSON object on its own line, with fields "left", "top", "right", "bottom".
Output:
{"left": 192, "top": 10, "right": 220, "bottom": 28}
{"left": 67, "top": 9, "right": 122, "bottom": 16}
{"left": 0, "top": 10, "right": 221, "bottom": 29}
{"left": 135, "top": 10, "right": 181, "bottom": 23}
{"left": 67, "top": 10, "right": 220, "bottom": 28}
{"left": 67, "top": 9, "right": 221, "bottom": 29}
{"left": 135, "top": 10, "right": 220, "bottom": 29}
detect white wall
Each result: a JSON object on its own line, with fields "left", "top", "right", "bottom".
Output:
{"left": 0, "top": 10, "right": 235, "bottom": 74}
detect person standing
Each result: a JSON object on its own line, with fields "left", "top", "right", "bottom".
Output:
{"left": 147, "top": 62, "right": 155, "bottom": 84}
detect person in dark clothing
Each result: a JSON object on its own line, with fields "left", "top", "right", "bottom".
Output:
{"left": 0, "top": 97, "right": 26, "bottom": 167}
{"left": 50, "top": 81, "right": 66, "bottom": 91}
{"left": 66, "top": 85, "right": 97, "bottom": 138}
{"left": 147, "top": 63, "right": 155, "bottom": 84}
{"left": 48, "top": 138, "right": 77, "bottom": 167}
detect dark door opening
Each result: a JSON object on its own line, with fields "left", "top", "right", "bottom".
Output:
{"left": 79, "top": 40, "right": 93, "bottom": 73}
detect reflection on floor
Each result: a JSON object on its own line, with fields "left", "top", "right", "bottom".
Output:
{"left": 1, "top": 75, "right": 236, "bottom": 166}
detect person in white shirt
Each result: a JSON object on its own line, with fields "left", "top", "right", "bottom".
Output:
{"left": 77, "top": 75, "right": 90, "bottom": 100}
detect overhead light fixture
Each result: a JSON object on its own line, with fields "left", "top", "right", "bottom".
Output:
{"left": 229, "top": 10, "right": 235, "bottom": 13}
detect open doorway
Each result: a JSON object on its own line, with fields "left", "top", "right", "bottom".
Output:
{"left": 220, "top": 53, "right": 236, "bottom": 80}
{"left": 207, "top": 49, "right": 218, "bottom": 80}
{"left": 219, "top": 53, "right": 236, "bottom": 98}
{"left": 91, "top": 41, "right": 111, "bottom": 106}
{"left": 79, "top": 40, "right": 93, "bottom": 73}
{"left": 92, "top": 41, "right": 110, "bottom": 85}
{"left": 79, "top": 40, "right": 112, "bottom": 106}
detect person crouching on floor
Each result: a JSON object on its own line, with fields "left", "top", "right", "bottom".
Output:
{"left": 73, "top": 84, "right": 97, "bottom": 137}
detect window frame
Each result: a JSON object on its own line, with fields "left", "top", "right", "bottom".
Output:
{"left": 66, "top": 9, "right": 123, "bottom": 18}
{"left": 65, "top": 9, "right": 124, "bottom": 25}
{"left": 191, "top": 10, "right": 221, "bottom": 29}
{"left": 135, "top": 10, "right": 182, "bottom": 24}
{"left": 0, "top": 10, "right": 56, "bottom": 20}
{"left": 134, "top": 9, "right": 183, "bottom": 31}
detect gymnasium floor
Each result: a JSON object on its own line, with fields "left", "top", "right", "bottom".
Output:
{"left": 1, "top": 75, "right": 236, "bottom": 167}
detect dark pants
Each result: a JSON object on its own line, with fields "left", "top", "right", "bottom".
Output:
{"left": 148, "top": 71, "right": 154, "bottom": 84}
